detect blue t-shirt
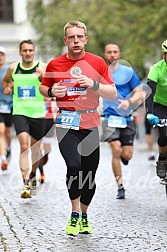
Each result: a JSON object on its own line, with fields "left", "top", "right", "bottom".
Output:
{"left": 0, "top": 63, "right": 12, "bottom": 104}
{"left": 103, "top": 64, "right": 140, "bottom": 117}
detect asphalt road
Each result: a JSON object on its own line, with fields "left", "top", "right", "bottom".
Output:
{"left": 0, "top": 133, "right": 166, "bottom": 252}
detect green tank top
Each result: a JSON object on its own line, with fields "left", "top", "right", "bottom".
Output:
{"left": 12, "top": 62, "right": 46, "bottom": 118}
{"left": 147, "top": 59, "right": 167, "bottom": 106}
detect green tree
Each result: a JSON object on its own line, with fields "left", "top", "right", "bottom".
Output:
{"left": 27, "top": 0, "right": 167, "bottom": 78}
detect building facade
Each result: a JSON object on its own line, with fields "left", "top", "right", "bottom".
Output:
{"left": 0, "top": 0, "right": 37, "bottom": 63}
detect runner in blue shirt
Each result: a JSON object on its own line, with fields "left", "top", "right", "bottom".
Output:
{"left": 0, "top": 47, "right": 13, "bottom": 170}
{"left": 101, "top": 43, "right": 142, "bottom": 199}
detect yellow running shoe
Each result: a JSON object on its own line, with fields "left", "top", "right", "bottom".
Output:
{"left": 80, "top": 213, "right": 92, "bottom": 234}
{"left": 21, "top": 185, "right": 31, "bottom": 198}
{"left": 66, "top": 212, "right": 80, "bottom": 236}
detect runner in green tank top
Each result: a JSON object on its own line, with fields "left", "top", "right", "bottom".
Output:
{"left": 12, "top": 61, "right": 46, "bottom": 118}
{"left": 147, "top": 59, "right": 167, "bottom": 106}
{"left": 2, "top": 39, "right": 47, "bottom": 198}
{"left": 146, "top": 40, "right": 167, "bottom": 180}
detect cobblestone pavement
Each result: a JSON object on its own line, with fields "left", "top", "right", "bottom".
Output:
{"left": 0, "top": 136, "right": 167, "bottom": 252}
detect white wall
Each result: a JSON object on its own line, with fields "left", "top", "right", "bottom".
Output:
{"left": 13, "top": 0, "right": 27, "bottom": 24}
{"left": 0, "top": 0, "right": 38, "bottom": 63}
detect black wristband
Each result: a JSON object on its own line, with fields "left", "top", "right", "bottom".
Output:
{"left": 48, "top": 87, "right": 54, "bottom": 97}
{"left": 92, "top": 80, "right": 100, "bottom": 91}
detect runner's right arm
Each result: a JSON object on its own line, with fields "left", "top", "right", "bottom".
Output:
{"left": 145, "top": 79, "right": 159, "bottom": 125}
{"left": 2, "top": 63, "right": 15, "bottom": 95}
{"left": 145, "top": 79, "right": 157, "bottom": 114}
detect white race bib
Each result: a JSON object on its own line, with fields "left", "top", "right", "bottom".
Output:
{"left": 108, "top": 115, "right": 127, "bottom": 128}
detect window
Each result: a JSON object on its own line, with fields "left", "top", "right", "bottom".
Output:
{"left": 0, "top": 0, "right": 13, "bottom": 22}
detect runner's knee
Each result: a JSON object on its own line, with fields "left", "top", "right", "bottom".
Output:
{"left": 67, "top": 160, "right": 81, "bottom": 177}
{"left": 158, "top": 136, "right": 167, "bottom": 147}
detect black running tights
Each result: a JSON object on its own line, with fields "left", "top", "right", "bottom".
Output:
{"left": 56, "top": 127, "right": 100, "bottom": 206}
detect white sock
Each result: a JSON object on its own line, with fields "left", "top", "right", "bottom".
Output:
{"left": 1, "top": 155, "right": 6, "bottom": 161}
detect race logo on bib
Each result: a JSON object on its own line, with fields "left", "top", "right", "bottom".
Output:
{"left": 70, "top": 66, "right": 82, "bottom": 77}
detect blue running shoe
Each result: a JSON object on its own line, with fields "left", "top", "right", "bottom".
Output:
{"left": 121, "top": 157, "right": 129, "bottom": 165}
{"left": 117, "top": 187, "right": 125, "bottom": 199}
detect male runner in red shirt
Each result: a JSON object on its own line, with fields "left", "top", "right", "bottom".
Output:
{"left": 40, "top": 20, "right": 116, "bottom": 236}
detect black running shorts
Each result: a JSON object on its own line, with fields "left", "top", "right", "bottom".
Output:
{"left": 13, "top": 115, "right": 46, "bottom": 140}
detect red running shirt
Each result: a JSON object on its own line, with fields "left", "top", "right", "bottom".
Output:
{"left": 42, "top": 52, "right": 114, "bottom": 129}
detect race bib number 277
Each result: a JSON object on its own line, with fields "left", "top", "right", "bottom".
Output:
{"left": 55, "top": 110, "right": 81, "bottom": 130}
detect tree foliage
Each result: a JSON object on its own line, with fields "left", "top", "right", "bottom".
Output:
{"left": 27, "top": 0, "right": 167, "bottom": 78}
